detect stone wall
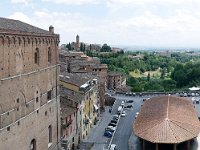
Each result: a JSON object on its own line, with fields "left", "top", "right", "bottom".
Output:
{"left": 0, "top": 31, "right": 60, "bottom": 150}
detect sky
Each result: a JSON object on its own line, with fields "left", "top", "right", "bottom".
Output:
{"left": 1, "top": 0, "right": 200, "bottom": 48}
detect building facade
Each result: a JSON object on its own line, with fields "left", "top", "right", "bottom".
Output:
{"left": 59, "top": 73, "right": 99, "bottom": 147}
{"left": 0, "top": 18, "right": 60, "bottom": 150}
{"left": 60, "top": 87, "right": 83, "bottom": 150}
{"left": 59, "top": 50, "right": 107, "bottom": 111}
{"left": 107, "top": 72, "right": 126, "bottom": 90}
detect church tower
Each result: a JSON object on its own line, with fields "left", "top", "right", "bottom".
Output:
{"left": 76, "top": 34, "right": 80, "bottom": 50}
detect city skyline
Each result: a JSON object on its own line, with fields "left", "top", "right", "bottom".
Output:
{"left": 1, "top": 0, "right": 200, "bottom": 48}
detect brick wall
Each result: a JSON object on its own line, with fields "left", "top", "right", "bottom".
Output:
{"left": 0, "top": 31, "right": 60, "bottom": 150}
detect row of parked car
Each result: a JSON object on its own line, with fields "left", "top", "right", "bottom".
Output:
{"left": 104, "top": 99, "right": 135, "bottom": 150}
{"left": 178, "top": 92, "right": 200, "bottom": 97}
{"left": 104, "top": 114, "right": 119, "bottom": 150}
{"left": 104, "top": 114, "right": 119, "bottom": 138}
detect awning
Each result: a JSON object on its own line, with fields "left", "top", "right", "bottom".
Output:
{"left": 94, "top": 104, "right": 99, "bottom": 110}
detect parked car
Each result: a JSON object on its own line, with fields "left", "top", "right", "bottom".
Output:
{"left": 121, "top": 101, "right": 125, "bottom": 106}
{"left": 112, "top": 117, "right": 119, "bottom": 121}
{"left": 127, "top": 100, "right": 134, "bottom": 103}
{"left": 110, "top": 120, "right": 117, "bottom": 124}
{"left": 118, "top": 106, "right": 122, "bottom": 113}
{"left": 143, "top": 98, "right": 150, "bottom": 102}
{"left": 113, "top": 114, "right": 119, "bottom": 118}
{"left": 105, "top": 127, "right": 114, "bottom": 132}
{"left": 110, "top": 144, "right": 117, "bottom": 150}
{"left": 135, "top": 112, "right": 139, "bottom": 118}
{"left": 125, "top": 105, "right": 133, "bottom": 108}
{"left": 104, "top": 131, "right": 113, "bottom": 137}
{"left": 121, "top": 111, "right": 126, "bottom": 117}
{"left": 107, "top": 126, "right": 117, "bottom": 131}
{"left": 108, "top": 123, "right": 117, "bottom": 127}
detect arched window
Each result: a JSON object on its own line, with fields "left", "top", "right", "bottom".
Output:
{"left": 48, "top": 47, "right": 51, "bottom": 63}
{"left": 34, "top": 48, "right": 39, "bottom": 64}
{"left": 30, "top": 139, "right": 36, "bottom": 150}
{"left": 48, "top": 125, "right": 52, "bottom": 143}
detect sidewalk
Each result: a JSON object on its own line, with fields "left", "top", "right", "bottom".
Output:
{"left": 79, "top": 107, "right": 113, "bottom": 150}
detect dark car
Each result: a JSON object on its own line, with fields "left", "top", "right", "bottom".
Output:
{"left": 104, "top": 131, "right": 113, "bottom": 137}
{"left": 108, "top": 123, "right": 117, "bottom": 127}
{"left": 110, "top": 120, "right": 117, "bottom": 124}
{"left": 126, "top": 105, "right": 133, "bottom": 108}
{"left": 112, "top": 117, "right": 118, "bottom": 121}
{"left": 127, "top": 100, "right": 134, "bottom": 103}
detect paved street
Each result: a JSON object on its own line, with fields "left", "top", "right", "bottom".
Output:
{"left": 82, "top": 107, "right": 111, "bottom": 150}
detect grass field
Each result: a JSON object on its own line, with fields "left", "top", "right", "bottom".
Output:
{"left": 129, "top": 69, "right": 161, "bottom": 78}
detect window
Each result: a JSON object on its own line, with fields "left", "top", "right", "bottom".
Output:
{"left": 34, "top": 48, "right": 39, "bottom": 64}
{"left": 17, "top": 98, "right": 19, "bottom": 103}
{"left": 47, "top": 90, "right": 52, "bottom": 101}
{"left": 48, "top": 47, "right": 51, "bottom": 63}
{"left": 48, "top": 125, "right": 52, "bottom": 143}
{"left": 36, "top": 97, "right": 39, "bottom": 103}
{"left": 30, "top": 139, "right": 36, "bottom": 150}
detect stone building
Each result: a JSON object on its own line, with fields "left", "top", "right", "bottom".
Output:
{"left": 107, "top": 72, "right": 126, "bottom": 90}
{"left": 59, "top": 50, "right": 108, "bottom": 111}
{"left": 0, "top": 18, "right": 60, "bottom": 150}
{"left": 59, "top": 73, "right": 99, "bottom": 145}
{"left": 60, "top": 87, "right": 84, "bottom": 150}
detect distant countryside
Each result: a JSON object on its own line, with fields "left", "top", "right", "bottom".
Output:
{"left": 87, "top": 49, "right": 200, "bottom": 92}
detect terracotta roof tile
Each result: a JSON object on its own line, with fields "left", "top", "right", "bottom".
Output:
{"left": 133, "top": 95, "right": 200, "bottom": 143}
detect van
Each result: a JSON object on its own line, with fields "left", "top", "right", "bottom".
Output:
{"left": 117, "top": 106, "right": 122, "bottom": 113}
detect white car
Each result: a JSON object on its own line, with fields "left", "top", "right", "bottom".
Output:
{"left": 107, "top": 126, "right": 116, "bottom": 131}
{"left": 121, "top": 111, "right": 126, "bottom": 117}
{"left": 110, "top": 144, "right": 117, "bottom": 150}
{"left": 121, "top": 101, "right": 125, "bottom": 106}
{"left": 135, "top": 112, "right": 139, "bottom": 118}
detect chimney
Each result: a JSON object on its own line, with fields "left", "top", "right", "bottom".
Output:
{"left": 49, "top": 25, "right": 54, "bottom": 34}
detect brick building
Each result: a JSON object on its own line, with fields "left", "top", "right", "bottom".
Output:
{"left": 59, "top": 73, "right": 99, "bottom": 147}
{"left": 59, "top": 50, "right": 108, "bottom": 111}
{"left": 107, "top": 72, "right": 126, "bottom": 90}
{"left": 0, "top": 18, "right": 60, "bottom": 150}
{"left": 60, "top": 87, "right": 84, "bottom": 150}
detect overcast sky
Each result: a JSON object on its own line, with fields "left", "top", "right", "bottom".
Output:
{"left": 1, "top": 0, "right": 200, "bottom": 48}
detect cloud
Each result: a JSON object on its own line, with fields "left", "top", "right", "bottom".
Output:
{"left": 9, "top": 12, "right": 32, "bottom": 24}
{"left": 7, "top": 0, "right": 200, "bottom": 47}
{"left": 42, "top": 0, "right": 99, "bottom": 5}
{"left": 10, "top": 0, "right": 31, "bottom": 5}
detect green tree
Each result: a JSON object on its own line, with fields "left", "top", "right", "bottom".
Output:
{"left": 66, "top": 42, "right": 72, "bottom": 50}
{"left": 80, "top": 43, "right": 83, "bottom": 51}
{"left": 100, "top": 44, "right": 111, "bottom": 52}
{"left": 147, "top": 72, "right": 150, "bottom": 81}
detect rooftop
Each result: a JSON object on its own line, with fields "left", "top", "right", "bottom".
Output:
{"left": 0, "top": 17, "right": 51, "bottom": 34}
{"left": 133, "top": 95, "right": 200, "bottom": 144}
{"left": 108, "top": 71, "right": 123, "bottom": 76}
{"left": 60, "top": 87, "right": 84, "bottom": 103}
{"left": 59, "top": 72, "right": 95, "bottom": 87}
{"left": 60, "top": 73, "right": 88, "bottom": 87}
